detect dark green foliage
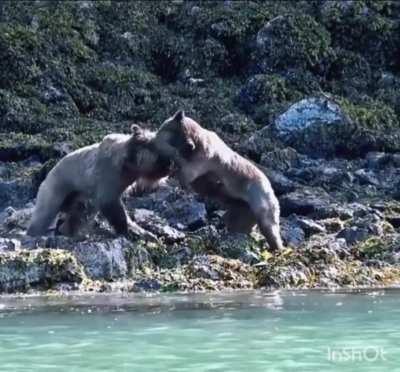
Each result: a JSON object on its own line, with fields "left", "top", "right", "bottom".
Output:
{"left": 0, "top": 0, "right": 399, "bottom": 161}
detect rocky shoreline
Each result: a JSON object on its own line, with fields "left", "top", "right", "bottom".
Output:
{"left": 1, "top": 138, "right": 400, "bottom": 294}
{"left": 1, "top": 1, "right": 400, "bottom": 294}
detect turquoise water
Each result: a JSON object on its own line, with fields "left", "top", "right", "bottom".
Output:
{"left": 0, "top": 290, "right": 399, "bottom": 371}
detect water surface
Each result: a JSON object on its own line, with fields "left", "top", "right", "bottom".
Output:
{"left": 0, "top": 290, "right": 399, "bottom": 371}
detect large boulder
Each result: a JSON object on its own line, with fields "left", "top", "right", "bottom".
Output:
{"left": 273, "top": 97, "right": 348, "bottom": 156}
{"left": 264, "top": 96, "right": 400, "bottom": 157}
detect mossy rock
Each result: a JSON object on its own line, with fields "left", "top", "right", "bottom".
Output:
{"left": 83, "top": 64, "right": 161, "bottom": 121}
{"left": 0, "top": 132, "right": 59, "bottom": 162}
{"left": 253, "top": 14, "right": 332, "bottom": 73}
{"left": 236, "top": 72, "right": 321, "bottom": 125}
{"left": 324, "top": 48, "right": 372, "bottom": 99}
{"left": 319, "top": 0, "right": 399, "bottom": 68}
{"left": 273, "top": 96, "right": 400, "bottom": 158}
{"left": 0, "top": 248, "right": 85, "bottom": 293}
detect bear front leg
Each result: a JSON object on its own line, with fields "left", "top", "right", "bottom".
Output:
{"left": 100, "top": 199, "right": 157, "bottom": 241}
{"left": 99, "top": 199, "right": 129, "bottom": 235}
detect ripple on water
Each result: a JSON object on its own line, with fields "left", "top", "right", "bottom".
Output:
{"left": 0, "top": 290, "right": 399, "bottom": 372}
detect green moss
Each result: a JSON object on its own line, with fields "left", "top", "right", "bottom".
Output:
{"left": 253, "top": 14, "right": 332, "bottom": 72}
{"left": 0, "top": 249, "right": 85, "bottom": 293}
{"left": 0, "top": 89, "right": 52, "bottom": 134}
{"left": 237, "top": 72, "right": 320, "bottom": 125}
{"left": 0, "top": 132, "right": 57, "bottom": 162}
{"left": 0, "top": 23, "right": 42, "bottom": 86}
{"left": 320, "top": 0, "right": 399, "bottom": 68}
{"left": 339, "top": 97, "right": 399, "bottom": 131}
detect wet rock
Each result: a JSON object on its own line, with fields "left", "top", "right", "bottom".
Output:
{"left": 0, "top": 179, "right": 33, "bottom": 210}
{"left": 387, "top": 216, "right": 400, "bottom": 229}
{"left": 0, "top": 249, "right": 84, "bottom": 293}
{"left": 169, "top": 246, "right": 193, "bottom": 266}
{"left": 365, "top": 152, "right": 400, "bottom": 170}
{"left": 132, "top": 278, "right": 162, "bottom": 292}
{"left": 0, "top": 238, "right": 20, "bottom": 252}
{"left": 263, "top": 169, "right": 296, "bottom": 195}
{"left": 162, "top": 197, "right": 207, "bottom": 231}
{"left": 312, "top": 205, "right": 354, "bottom": 220}
{"left": 133, "top": 209, "right": 185, "bottom": 242}
{"left": 281, "top": 219, "right": 305, "bottom": 248}
{"left": 260, "top": 147, "right": 303, "bottom": 172}
{"left": 319, "top": 218, "right": 344, "bottom": 233}
{"left": 337, "top": 213, "right": 389, "bottom": 245}
{"left": 127, "top": 184, "right": 207, "bottom": 230}
{"left": 1, "top": 206, "right": 33, "bottom": 233}
{"left": 279, "top": 188, "right": 331, "bottom": 217}
{"left": 337, "top": 226, "right": 370, "bottom": 245}
{"left": 215, "top": 233, "right": 261, "bottom": 264}
{"left": 71, "top": 238, "right": 151, "bottom": 280}
{"left": 185, "top": 255, "right": 252, "bottom": 288}
{"left": 354, "top": 169, "right": 380, "bottom": 186}
{"left": 366, "top": 152, "right": 390, "bottom": 169}
{"left": 294, "top": 216, "right": 326, "bottom": 237}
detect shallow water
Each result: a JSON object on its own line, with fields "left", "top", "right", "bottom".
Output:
{"left": 0, "top": 290, "right": 399, "bottom": 371}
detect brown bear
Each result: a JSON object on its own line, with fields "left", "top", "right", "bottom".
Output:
{"left": 153, "top": 111, "right": 283, "bottom": 251}
{"left": 27, "top": 125, "right": 171, "bottom": 239}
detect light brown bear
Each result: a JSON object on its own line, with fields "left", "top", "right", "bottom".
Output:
{"left": 153, "top": 111, "right": 284, "bottom": 251}
{"left": 27, "top": 125, "right": 171, "bottom": 239}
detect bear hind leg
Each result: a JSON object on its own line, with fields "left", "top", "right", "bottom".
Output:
{"left": 27, "top": 186, "right": 70, "bottom": 236}
{"left": 247, "top": 185, "right": 284, "bottom": 252}
{"left": 224, "top": 201, "right": 256, "bottom": 234}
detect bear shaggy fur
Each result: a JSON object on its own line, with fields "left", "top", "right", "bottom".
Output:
{"left": 27, "top": 125, "right": 171, "bottom": 238}
{"left": 153, "top": 111, "right": 283, "bottom": 251}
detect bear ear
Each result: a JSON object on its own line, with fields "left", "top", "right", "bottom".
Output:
{"left": 130, "top": 124, "right": 142, "bottom": 137}
{"left": 173, "top": 110, "right": 185, "bottom": 123}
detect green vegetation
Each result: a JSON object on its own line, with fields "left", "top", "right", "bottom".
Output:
{"left": 0, "top": 0, "right": 399, "bottom": 160}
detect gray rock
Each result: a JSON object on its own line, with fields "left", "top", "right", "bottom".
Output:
{"left": 217, "top": 233, "right": 261, "bottom": 264}
{"left": 313, "top": 205, "right": 354, "bottom": 220}
{"left": 0, "top": 249, "right": 84, "bottom": 293}
{"left": 133, "top": 209, "right": 185, "bottom": 242}
{"left": 127, "top": 183, "right": 207, "bottom": 230}
{"left": 260, "top": 148, "right": 303, "bottom": 172}
{"left": 354, "top": 169, "right": 380, "bottom": 186}
{"left": 71, "top": 238, "right": 151, "bottom": 280}
{"left": 162, "top": 198, "right": 207, "bottom": 231}
{"left": 275, "top": 97, "right": 344, "bottom": 139}
{"left": 279, "top": 188, "right": 331, "bottom": 217}
{"left": 337, "top": 227, "right": 370, "bottom": 245}
{"left": 263, "top": 169, "right": 296, "bottom": 195}
{"left": 294, "top": 216, "right": 326, "bottom": 237}
{"left": 272, "top": 97, "right": 352, "bottom": 156}
{"left": 2, "top": 206, "right": 33, "bottom": 232}
{"left": 0, "top": 238, "right": 20, "bottom": 252}
{"left": 132, "top": 278, "right": 162, "bottom": 292}
{"left": 281, "top": 219, "right": 306, "bottom": 248}
{"left": 0, "top": 180, "right": 33, "bottom": 210}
